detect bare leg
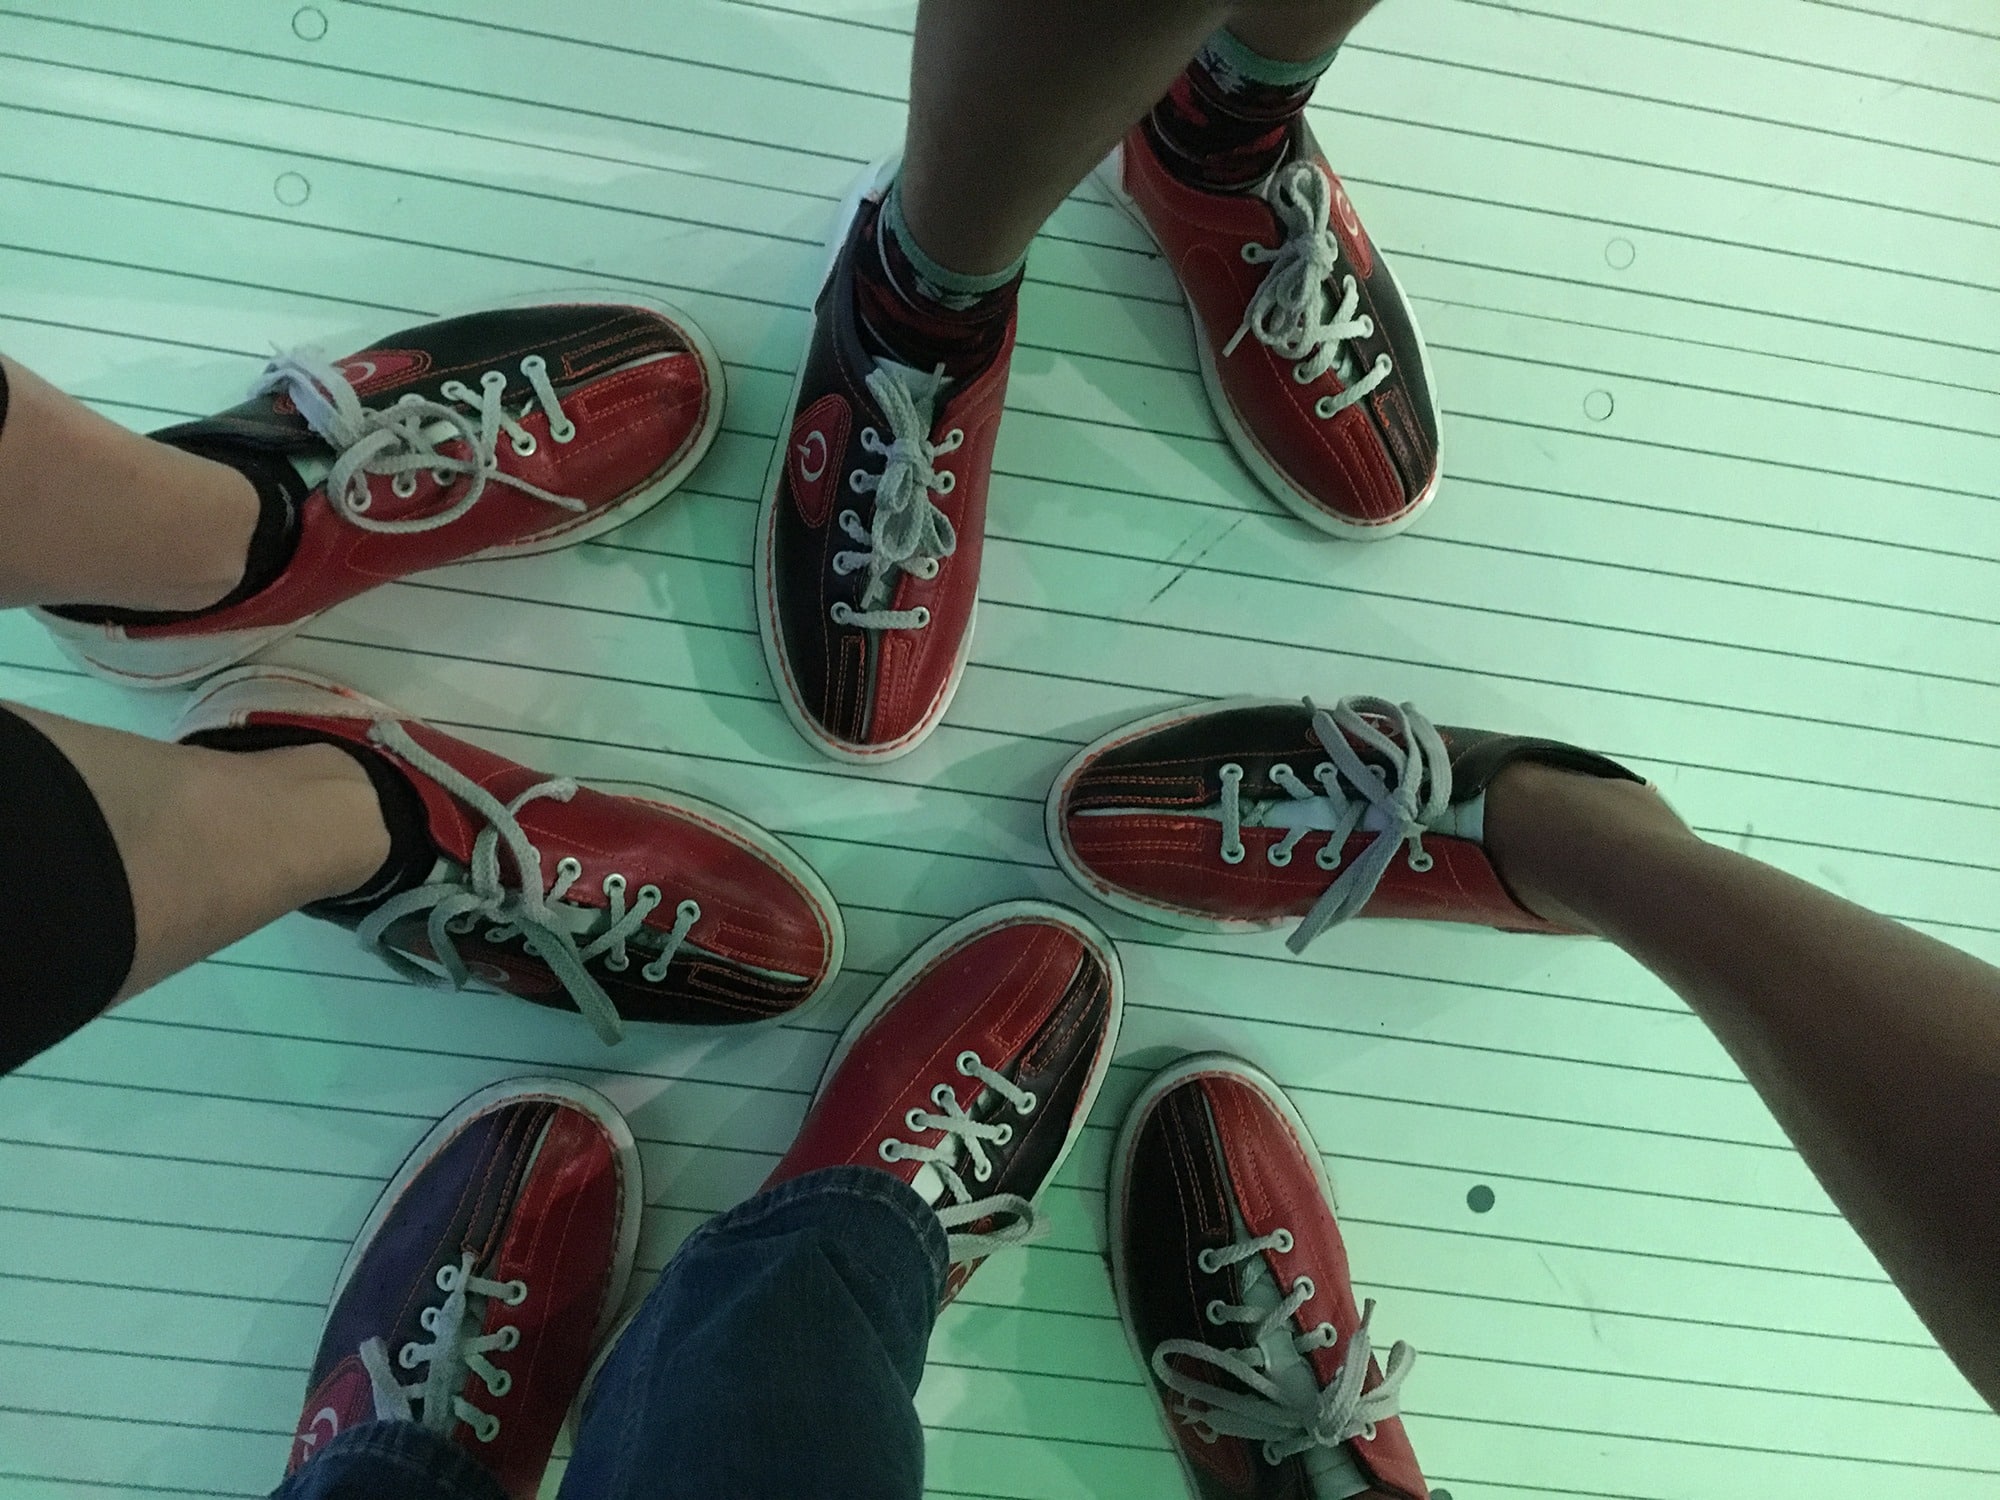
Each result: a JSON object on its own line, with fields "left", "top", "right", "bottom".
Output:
{"left": 11, "top": 704, "right": 388, "bottom": 1000}
{"left": 900, "top": 0, "right": 1381, "bottom": 275}
{"left": 0, "top": 354, "right": 257, "bottom": 612}
{"left": 1486, "top": 764, "right": 2000, "bottom": 1410}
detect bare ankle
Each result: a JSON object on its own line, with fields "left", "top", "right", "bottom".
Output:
{"left": 1483, "top": 762, "right": 1694, "bottom": 933}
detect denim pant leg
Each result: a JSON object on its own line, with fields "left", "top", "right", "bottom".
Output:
{"left": 559, "top": 1164, "right": 947, "bottom": 1500}
{"left": 269, "top": 1419, "right": 506, "bottom": 1500}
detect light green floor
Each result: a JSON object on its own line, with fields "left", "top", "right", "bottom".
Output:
{"left": 2, "top": 1, "right": 1998, "bottom": 1495}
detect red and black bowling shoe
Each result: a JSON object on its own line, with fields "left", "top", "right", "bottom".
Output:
{"left": 285, "top": 1078, "right": 640, "bottom": 1500}
{"left": 766, "top": 900, "right": 1123, "bottom": 1302}
{"left": 1048, "top": 694, "right": 1640, "bottom": 948}
{"left": 1111, "top": 1054, "right": 1427, "bottom": 1499}
{"left": 176, "top": 665, "right": 844, "bottom": 1042}
{"left": 40, "top": 296, "right": 722, "bottom": 687}
{"left": 756, "top": 163, "right": 1014, "bottom": 762}
{"left": 1103, "top": 122, "right": 1440, "bottom": 538}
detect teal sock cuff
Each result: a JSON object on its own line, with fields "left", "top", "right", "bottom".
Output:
{"left": 882, "top": 176, "right": 1026, "bottom": 301}
{"left": 1202, "top": 27, "right": 1341, "bottom": 88}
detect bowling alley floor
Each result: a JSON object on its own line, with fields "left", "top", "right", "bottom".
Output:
{"left": 1, "top": 2, "right": 1997, "bottom": 1495}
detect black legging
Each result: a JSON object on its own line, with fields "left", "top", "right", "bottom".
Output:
{"left": 0, "top": 704, "right": 137, "bottom": 1073}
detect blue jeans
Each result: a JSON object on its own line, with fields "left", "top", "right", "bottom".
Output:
{"left": 271, "top": 1166, "right": 946, "bottom": 1500}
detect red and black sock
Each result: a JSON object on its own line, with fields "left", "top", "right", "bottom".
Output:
{"left": 850, "top": 183, "right": 1022, "bottom": 382}
{"left": 1146, "top": 31, "right": 1340, "bottom": 193}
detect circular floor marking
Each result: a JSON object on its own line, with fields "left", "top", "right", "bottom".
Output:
{"left": 1605, "top": 236, "right": 1636, "bottom": 270}
{"left": 292, "top": 6, "right": 328, "bottom": 40}
{"left": 1583, "top": 389, "right": 1615, "bottom": 422}
{"left": 1466, "top": 1184, "right": 1496, "bottom": 1213}
{"left": 274, "top": 172, "right": 312, "bottom": 207}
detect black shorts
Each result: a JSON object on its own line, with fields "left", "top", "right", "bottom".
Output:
{"left": 1, "top": 703, "right": 137, "bottom": 1074}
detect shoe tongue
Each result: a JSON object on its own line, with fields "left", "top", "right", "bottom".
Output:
{"left": 1225, "top": 1200, "right": 1374, "bottom": 1500}
{"left": 871, "top": 355, "right": 950, "bottom": 416}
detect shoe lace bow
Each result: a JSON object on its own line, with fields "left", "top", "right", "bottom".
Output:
{"left": 353, "top": 721, "right": 701, "bottom": 1046}
{"left": 878, "top": 1049, "right": 1047, "bottom": 1262}
{"left": 1216, "top": 696, "right": 1451, "bottom": 953}
{"left": 1153, "top": 1228, "right": 1416, "bottom": 1465}
{"left": 830, "top": 364, "right": 963, "bottom": 631}
{"left": 255, "top": 348, "right": 586, "bottom": 532}
{"left": 359, "top": 1251, "right": 527, "bottom": 1445}
{"left": 1223, "top": 162, "right": 1392, "bottom": 421}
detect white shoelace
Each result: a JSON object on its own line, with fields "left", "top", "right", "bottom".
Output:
{"left": 1216, "top": 696, "right": 1452, "bottom": 954}
{"left": 353, "top": 722, "right": 702, "bottom": 1046}
{"left": 1153, "top": 1228, "right": 1416, "bottom": 1466}
{"left": 359, "top": 1251, "right": 526, "bottom": 1445}
{"left": 830, "top": 364, "right": 963, "bottom": 632}
{"left": 1223, "top": 162, "right": 1392, "bottom": 422}
{"left": 878, "top": 1048, "right": 1047, "bottom": 1262}
{"left": 254, "top": 349, "right": 586, "bottom": 532}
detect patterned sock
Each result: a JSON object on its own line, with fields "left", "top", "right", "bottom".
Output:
{"left": 851, "top": 178, "right": 1023, "bottom": 381}
{"left": 1146, "top": 29, "right": 1340, "bottom": 193}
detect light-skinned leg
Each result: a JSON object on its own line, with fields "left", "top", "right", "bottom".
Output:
{"left": 0, "top": 354, "right": 259, "bottom": 613}
{"left": 1486, "top": 764, "right": 2000, "bottom": 1410}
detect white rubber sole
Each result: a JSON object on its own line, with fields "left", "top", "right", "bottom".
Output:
{"left": 327, "top": 1076, "right": 643, "bottom": 1351}
{"left": 38, "top": 288, "right": 728, "bottom": 691}
{"left": 1105, "top": 1051, "right": 1340, "bottom": 1488}
{"left": 814, "top": 899, "right": 1126, "bottom": 1212}
{"left": 752, "top": 157, "right": 981, "bottom": 766}
{"left": 1046, "top": 694, "right": 1311, "bottom": 936}
{"left": 175, "top": 663, "right": 848, "bottom": 1021}
{"left": 1095, "top": 142, "right": 1441, "bottom": 542}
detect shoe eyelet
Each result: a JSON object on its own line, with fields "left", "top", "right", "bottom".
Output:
{"left": 1315, "top": 845, "right": 1341, "bottom": 870}
{"left": 637, "top": 883, "right": 662, "bottom": 904}
{"left": 605, "top": 954, "right": 630, "bottom": 972}
{"left": 1267, "top": 845, "right": 1292, "bottom": 868}
{"left": 973, "top": 1160, "right": 993, "bottom": 1183}
{"left": 849, "top": 469, "right": 870, "bottom": 492}
{"left": 677, "top": 899, "right": 701, "bottom": 924}
{"left": 1239, "top": 242, "right": 1263, "bottom": 262}
{"left": 1206, "top": 1298, "right": 1228, "bottom": 1325}
{"left": 956, "top": 1051, "right": 980, "bottom": 1075}
{"left": 1292, "top": 364, "right": 1313, "bottom": 386}
{"left": 1273, "top": 1228, "right": 1295, "bottom": 1253}
{"left": 484, "top": 927, "right": 513, "bottom": 944}
{"left": 495, "top": 1325, "right": 520, "bottom": 1351}
{"left": 504, "top": 1279, "right": 528, "bottom": 1306}
{"left": 934, "top": 470, "right": 956, "bottom": 494}
{"left": 905, "top": 1107, "right": 929, "bottom": 1133}
{"left": 439, "top": 380, "right": 475, "bottom": 404}
{"left": 1016, "top": 1091, "right": 1037, "bottom": 1115}
{"left": 399, "top": 1341, "right": 424, "bottom": 1370}
{"left": 391, "top": 473, "right": 418, "bottom": 499}
{"left": 430, "top": 467, "right": 455, "bottom": 487}
{"left": 1314, "top": 396, "right": 1338, "bottom": 420}
{"left": 1293, "top": 1275, "right": 1315, "bottom": 1300}
{"left": 1221, "top": 843, "right": 1246, "bottom": 866}
{"left": 486, "top": 1370, "right": 512, "bottom": 1398}
{"left": 830, "top": 600, "right": 855, "bottom": 626}
{"left": 556, "top": 856, "right": 583, "bottom": 880}
{"left": 521, "top": 354, "right": 547, "bottom": 375}
{"left": 1359, "top": 316, "right": 1375, "bottom": 338}
{"left": 911, "top": 606, "right": 931, "bottom": 627}
{"left": 878, "top": 1139, "right": 903, "bottom": 1163}
{"left": 511, "top": 432, "right": 538, "bottom": 457}
{"left": 473, "top": 1414, "right": 500, "bottom": 1443}
{"left": 1408, "top": 850, "right": 1434, "bottom": 873}
{"left": 481, "top": 370, "right": 507, "bottom": 392}
{"left": 992, "top": 1122, "right": 1013, "bottom": 1146}
{"left": 932, "top": 1083, "right": 956, "bottom": 1109}
{"left": 603, "top": 873, "right": 626, "bottom": 896}
{"left": 1196, "top": 1248, "right": 1222, "bottom": 1275}
{"left": 549, "top": 420, "right": 577, "bottom": 444}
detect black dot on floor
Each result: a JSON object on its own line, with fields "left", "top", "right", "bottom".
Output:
{"left": 1466, "top": 1185, "right": 1495, "bottom": 1213}
{"left": 1430, "top": 1490, "right": 1454, "bottom": 1500}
